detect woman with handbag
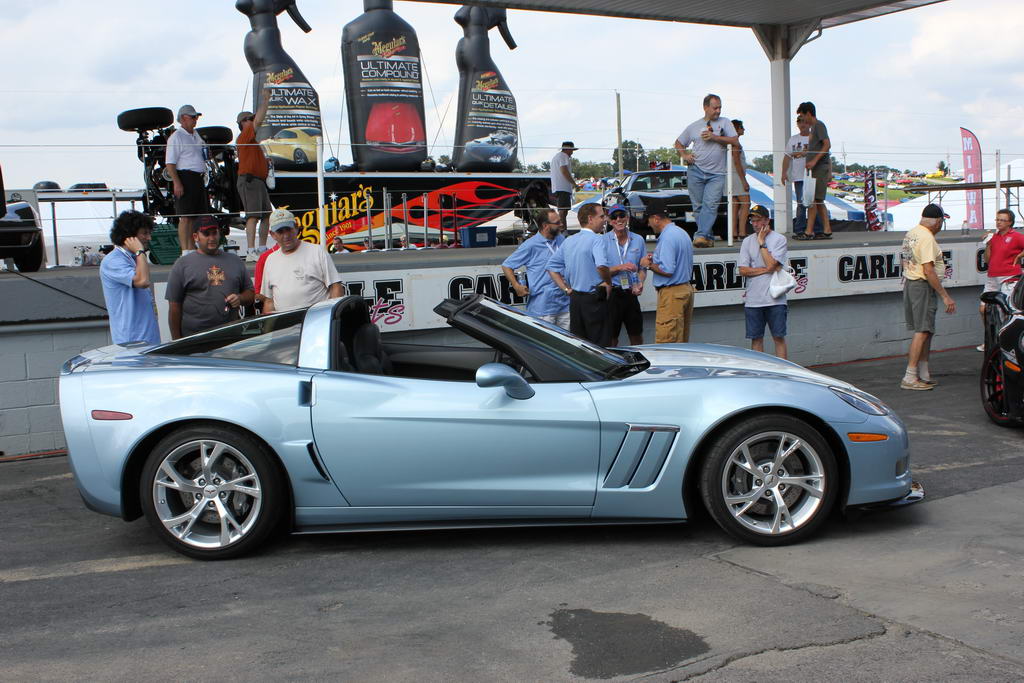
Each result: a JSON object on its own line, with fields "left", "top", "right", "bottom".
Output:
{"left": 738, "top": 204, "right": 792, "bottom": 359}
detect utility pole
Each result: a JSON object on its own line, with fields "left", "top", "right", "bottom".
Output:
{"left": 841, "top": 141, "right": 847, "bottom": 170}
{"left": 615, "top": 91, "right": 623, "bottom": 177}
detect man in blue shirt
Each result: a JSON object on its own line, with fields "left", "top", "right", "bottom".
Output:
{"left": 547, "top": 203, "right": 611, "bottom": 344}
{"left": 598, "top": 204, "right": 647, "bottom": 345}
{"left": 640, "top": 199, "right": 695, "bottom": 343}
{"left": 501, "top": 209, "right": 569, "bottom": 328}
{"left": 99, "top": 210, "right": 160, "bottom": 345}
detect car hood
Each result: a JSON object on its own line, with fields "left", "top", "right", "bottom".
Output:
{"left": 622, "top": 343, "right": 853, "bottom": 389}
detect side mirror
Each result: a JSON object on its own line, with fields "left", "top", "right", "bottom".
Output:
{"left": 475, "top": 362, "right": 535, "bottom": 400}
{"left": 981, "top": 290, "right": 1010, "bottom": 315}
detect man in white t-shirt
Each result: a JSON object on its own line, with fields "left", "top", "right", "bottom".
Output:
{"left": 550, "top": 141, "right": 577, "bottom": 226}
{"left": 780, "top": 115, "right": 821, "bottom": 236}
{"left": 673, "top": 94, "right": 739, "bottom": 248}
{"left": 260, "top": 208, "right": 345, "bottom": 313}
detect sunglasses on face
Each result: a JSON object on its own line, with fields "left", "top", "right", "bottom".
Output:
{"left": 610, "top": 212, "right": 627, "bottom": 219}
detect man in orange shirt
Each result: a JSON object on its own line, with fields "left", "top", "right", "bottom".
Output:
{"left": 236, "top": 97, "right": 273, "bottom": 262}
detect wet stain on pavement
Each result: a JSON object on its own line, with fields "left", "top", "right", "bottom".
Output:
{"left": 546, "top": 608, "right": 709, "bottom": 679}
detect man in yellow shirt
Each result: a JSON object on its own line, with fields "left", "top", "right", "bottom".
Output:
{"left": 900, "top": 204, "right": 956, "bottom": 390}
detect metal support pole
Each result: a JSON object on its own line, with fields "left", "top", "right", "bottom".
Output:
{"left": 366, "top": 191, "right": 373, "bottom": 251}
{"left": 768, "top": 54, "right": 793, "bottom": 234}
{"left": 316, "top": 137, "right": 326, "bottom": 247}
{"left": 401, "top": 193, "right": 410, "bottom": 248}
{"left": 383, "top": 187, "right": 392, "bottom": 249}
{"left": 615, "top": 91, "right": 623, "bottom": 178}
{"left": 995, "top": 149, "right": 1002, "bottom": 221}
{"left": 422, "top": 193, "right": 429, "bottom": 246}
{"left": 726, "top": 144, "right": 734, "bottom": 247}
{"left": 50, "top": 202, "right": 59, "bottom": 266}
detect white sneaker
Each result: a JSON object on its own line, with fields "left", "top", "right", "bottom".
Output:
{"left": 245, "top": 249, "right": 259, "bottom": 263}
{"left": 976, "top": 344, "right": 985, "bottom": 352}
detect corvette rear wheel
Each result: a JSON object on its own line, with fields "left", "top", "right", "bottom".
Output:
{"left": 140, "top": 425, "right": 284, "bottom": 559}
{"left": 700, "top": 414, "right": 837, "bottom": 546}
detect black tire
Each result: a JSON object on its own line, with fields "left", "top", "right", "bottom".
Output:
{"left": 197, "top": 126, "right": 233, "bottom": 146}
{"left": 139, "top": 424, "right": 286, "bottom": 560}
{"left": 13, "top": 233, "right": 45, "bottom": 272}
{"left": 293, "top": 148, "right": 309, "bottom": 165}
{"left": 981, "top": 347, "right": 1020, "bottom": 427}
{"left": 117, "top": 107, "right": 173, "bottom": 132}
{"left": 700, "top": 413, "right": 838, "bottom": 546}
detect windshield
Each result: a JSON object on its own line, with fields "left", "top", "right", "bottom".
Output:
{"left": 148, "top": 310, "right": 306, "bottom": 365}
{"left": 465, "top": 298, "right": 636, "bottom": 377}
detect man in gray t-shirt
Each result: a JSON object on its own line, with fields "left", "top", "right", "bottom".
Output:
{"left": 166, "top": 216, "right": 255, "bottom": 339}
{"left": 737, "top": 205, "right": 789, "bottom": 359}
{"left": 674, "top": 94, "right": 739, "bottom": 247}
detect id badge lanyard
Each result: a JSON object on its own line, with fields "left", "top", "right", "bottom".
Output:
{"left": 617, "top": 238, "right": 632, "bottom": 288}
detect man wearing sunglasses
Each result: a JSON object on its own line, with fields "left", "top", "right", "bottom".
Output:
{"left": 599, "top": 204, "right": 646, "bottom": 345}
{"left": 165, "top": 104, "right": 210, "bottom": 255}
{"left": 260, "top": 208, "right": 344, "bottom": 313}
{"left": 236, "top": 96, "right": 273, "bottom": 263}
{"left": 500, "top": 209, "right": 569, "bottom": 328}
{"left": 166, "top": 215, "right": 254, "bottom": 339}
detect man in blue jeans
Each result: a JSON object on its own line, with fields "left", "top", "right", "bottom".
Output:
{"left": 674, "top": 94, "right": 739, "bottom": 248}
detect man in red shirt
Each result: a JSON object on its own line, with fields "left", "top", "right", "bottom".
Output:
{"left": 979, "top": 208, "right": 1024, "bottom": 350}
{"left": 236, "top": 96, "right": 273, "bottom": 262}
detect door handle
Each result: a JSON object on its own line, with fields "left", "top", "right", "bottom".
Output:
{"left": 298, "top": 379, "right": 315, "bottom": 406}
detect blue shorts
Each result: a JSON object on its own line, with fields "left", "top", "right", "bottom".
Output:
{"left": 745, "top": 304, "right": 788, "bottom": 339}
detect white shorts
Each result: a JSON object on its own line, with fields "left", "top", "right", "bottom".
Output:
{"left": 983, "top": 275, "right": 1017, "bottom": 294}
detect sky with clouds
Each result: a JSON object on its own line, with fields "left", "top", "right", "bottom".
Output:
{"left": 1, "top": 0, "right": 1022, "bottom": 194}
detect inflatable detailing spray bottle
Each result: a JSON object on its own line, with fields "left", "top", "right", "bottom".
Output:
{"left": 451, "top": 6, "right": 519, "bottom": 173}
{"left": 236, "top": 0, "right": 323, "bottom": 171}
{"left": 341, "top": 0, "right": 427, "bottom": 171}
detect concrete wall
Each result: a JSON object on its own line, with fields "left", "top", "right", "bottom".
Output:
{"left": 0, "top": 321, "right": 110, "bottom": 456}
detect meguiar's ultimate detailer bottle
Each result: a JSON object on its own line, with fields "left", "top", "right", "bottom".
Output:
{"left": 451, "top": 6, "right": 519, "bottom": 173}
{"left": 236, "top": 0, "right": 323, "bottom": 171}
{"left": 341, "top": 0, "right": 427, "bottom": 171}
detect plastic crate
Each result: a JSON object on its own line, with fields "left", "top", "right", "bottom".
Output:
{"left": 457, "top": 225, "right": 497, "bottom": 248}
{"left": 148, "top": 223, "right": 180, "bottom": 265}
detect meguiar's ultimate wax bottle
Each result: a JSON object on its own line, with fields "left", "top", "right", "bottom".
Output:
{"left": 236, "top": 0, "right": 323, "bottom": 171}
{"left": 451, "top": 6, "right": 519, "bottom": 173}
{"left": 341, "top": 0, "right": 427, "bottom": 171}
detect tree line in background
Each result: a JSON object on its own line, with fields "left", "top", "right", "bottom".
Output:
{"left": 440, "top": 141, "right": 937, "bottom": 179}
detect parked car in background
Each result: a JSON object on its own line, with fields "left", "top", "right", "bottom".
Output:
{"left": 0, "top": 165, "right": 46, "bottom": 272}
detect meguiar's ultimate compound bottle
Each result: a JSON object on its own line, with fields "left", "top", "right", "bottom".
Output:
{"left": 341, "top": 0, "right": 427, "bottom": 171}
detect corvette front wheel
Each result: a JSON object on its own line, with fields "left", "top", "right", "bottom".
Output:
{"left": 140, "top": 425, "right": 285, "bottom": 559}
{"left": 700, "top": 414, "right": 837, "bottom": 546}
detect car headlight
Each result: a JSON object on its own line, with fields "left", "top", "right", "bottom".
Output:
{"left": 830, "top": 386, "right": 889, "bottom": 415}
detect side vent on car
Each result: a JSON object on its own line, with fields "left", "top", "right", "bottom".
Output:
{"left": 603, "top": 424, "right": 679, "bottom": 489}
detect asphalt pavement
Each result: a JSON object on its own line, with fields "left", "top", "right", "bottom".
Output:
{"left": 1, "top": 347, "right": 1022, "bottom": 681}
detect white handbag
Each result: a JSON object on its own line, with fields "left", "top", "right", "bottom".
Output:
{"left": 801, "top": 171, "right": 816, "bottom": 207}
{"left": 769, "top": 266, "right": 798, "bottom": 298}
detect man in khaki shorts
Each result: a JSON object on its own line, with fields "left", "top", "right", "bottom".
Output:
{"left": 900, "top": 203, "right": 956, "bottom": 390}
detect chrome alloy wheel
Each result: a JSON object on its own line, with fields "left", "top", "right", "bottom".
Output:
{"left": 151, "top": 439, "right": 263, "bottom": 550}
{"left": 720, "top": 431, "right": 826, "bottom": 536}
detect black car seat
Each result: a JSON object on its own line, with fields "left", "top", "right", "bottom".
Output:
{"left": 351, "top": 323, "right": 392, "bottom": 375}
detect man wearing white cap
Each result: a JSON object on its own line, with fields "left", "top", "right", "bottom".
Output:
{"left": 165, "top": 104, "right": 209, "bottom": 255}
{"left": 260, "top": 208, "right": 345, "bottom": 313}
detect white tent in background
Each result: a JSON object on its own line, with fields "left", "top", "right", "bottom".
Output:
{"left": 886, "top": 159, "right": 1024, "bottom": 232}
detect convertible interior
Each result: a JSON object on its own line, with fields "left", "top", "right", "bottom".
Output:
{"left": 331, "top": 296, "right": 522, "bottom": 382}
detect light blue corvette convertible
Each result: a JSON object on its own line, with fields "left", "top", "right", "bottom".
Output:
{"left": 59, "top": 294, "right": 921, "bottom": 559}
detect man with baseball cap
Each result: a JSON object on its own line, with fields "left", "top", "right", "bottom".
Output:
{"left": 899, "top": 203, "right": 956, "bottom": 390}
{"left": 165, "top": 104, "right": 209, "bottom": 256}
{"left": 640, "top": 199, "right": 695, "bottom": 343}
{"left": 236, "top": 96, "right": 273, "bottom": 262}
{"left": 738, "top": 205, "right": 789, "bottom": 358}
{"left": 550, "top": 141, "right": 578, "bottom": 226}
{"left": 599, "top": 203, "right": 647, "bottom": 345}
{"left": 165, "top": 215, "right": 254, "bottom": 339}
{"left": 260, "top": 208, "right": 344, "bottom": 313}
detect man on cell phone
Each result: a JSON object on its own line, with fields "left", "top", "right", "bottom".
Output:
{"left": 737, "top": 205, "right": 789, "bottom": 359}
